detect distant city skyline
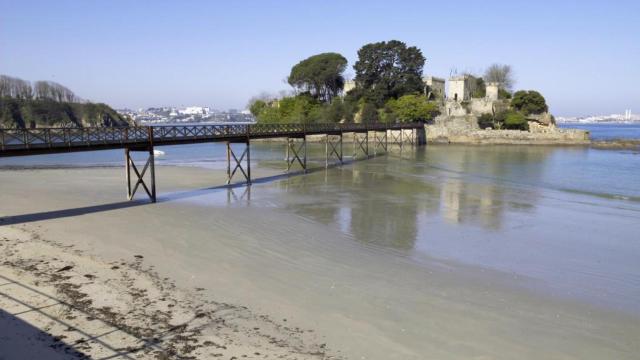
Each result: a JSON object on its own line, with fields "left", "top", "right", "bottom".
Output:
{"left": 2, "top": 0, "right": 639, "bottom": 117}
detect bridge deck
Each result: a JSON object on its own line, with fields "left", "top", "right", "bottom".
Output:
{"left": 0, "top": 123, "right": 423, "bottom": 157}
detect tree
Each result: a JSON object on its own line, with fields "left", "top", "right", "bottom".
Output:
{"left": 472, "top": 77, "right": 486, "bottom": 98}
{"left": 385, "top": 95, "right": 439, "bottom": 123}
{"left": 360, "top": 102, "right": 379, "bottom": 123}
{"left": 249, "top": 100, "right": 267, "bottom": 117}
{"left": 34, "top": 81, "right": 78, "bottom": 102}
{"left": 511, "top": 90, "right": 548, "bottom": 115}
{"left": 484, "top": 64, "right": 514, "bottom": 91}
{"left": 0, "top": 75, "right": 33, "bottom": 99}
{"left": 288, "top": 53, "right": 347, "bottom": 103}
{"left": 353, "top": 40, "right": 425, "bottom": 106}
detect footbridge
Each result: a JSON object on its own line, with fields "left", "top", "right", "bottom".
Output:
{"left": 0, "top": 123, "right": 425, "bottom": 202}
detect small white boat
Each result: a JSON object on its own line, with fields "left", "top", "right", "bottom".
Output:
{"left": 153, "top": 149, "right": 165, "bottom": 157}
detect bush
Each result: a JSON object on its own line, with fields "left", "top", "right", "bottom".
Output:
{"left": 498, "top": 88, "right": 512, "bottom": 99}
{"left": 385, "top": 94, "right": 439, "bottom": 123}
{"left": 503, "top": 111, "right": 528, "bottom": 130}
{"left": 254, "top": 94, "right": 325, "bottom": 124}
{"left": 477, "top": 113, "right": 494, "bottom": 129}
{"left": 511, "top": 90, "right": 548, "bottom": 115}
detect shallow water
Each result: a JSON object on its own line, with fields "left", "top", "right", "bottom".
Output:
{"left": 166, "top": 143, "right": 640, "bottom": 312}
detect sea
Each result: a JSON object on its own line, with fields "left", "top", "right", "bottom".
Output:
{"left": 559, "top": 122, "right": 640, "bottom": 140}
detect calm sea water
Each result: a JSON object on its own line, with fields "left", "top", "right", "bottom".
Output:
{"left": 559, "top": 122, "right": 640, "bottom": 140}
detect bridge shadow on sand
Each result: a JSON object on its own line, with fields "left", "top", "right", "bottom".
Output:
{"left": 0, "top": 162, "right": 352, "bottom": 226}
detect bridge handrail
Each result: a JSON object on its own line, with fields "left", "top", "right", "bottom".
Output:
{"left": 0, "top": 123, "right": 423, "bottom": 151}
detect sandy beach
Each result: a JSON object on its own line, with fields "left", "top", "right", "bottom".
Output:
{"left": 1, "top": 154, "right": 639, "bottom": 359}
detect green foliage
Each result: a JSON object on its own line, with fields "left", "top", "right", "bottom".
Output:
{"left": 385, "top": 95, "right": 439, "bottom": 123}
{"left": 353, "top": 40, "right": 426, "bottom": 107}
{"left": 504, "top": 111, "right": 528, "bottom": 130}
{"left": 472, "top": 77, "right": 486, "bottom": 98}
{"left": 249, "top": 100, "right": 267, "bottom": 117}
{"left": 498, "top": 88, "right": 512, "bottom": 99}
{"left": 477, "top": 113, "right": 495, "bottom": 129}
{"left": 511, "top": 90, "right": 548, "bottom": 115}
{"left": 492, "top": 110, "right": 528, "bottom": 130}
{"left": 253, "top": 94, "right": 350, "bottom": 124}
{"left": 0, "top": 97, "right": 130, "bottom": 128}
{"left": 323, "top": 99, "right": 345, "bottom": 123}
{"left": 288, "top": 53, "right": 347, "bottom": 103}
{"left": 360, "top": 103, "right": 379, "bottom": 123}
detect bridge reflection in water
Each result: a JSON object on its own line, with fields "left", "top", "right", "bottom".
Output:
{"left": 0, "top": 123, "right": 425, "bottom": 202}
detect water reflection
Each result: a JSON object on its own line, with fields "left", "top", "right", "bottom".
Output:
{"left": 252, "top": 145, "right": 560, "bottom": 251}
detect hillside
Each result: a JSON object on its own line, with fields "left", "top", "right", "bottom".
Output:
{"left": 0, "top": 75, "right": 133, "bottom": 128}
{"left": 0, "top": 97, "right": 132, "bottom": 128}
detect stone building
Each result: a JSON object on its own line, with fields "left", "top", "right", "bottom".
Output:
{"left": 423, "top": 76, "right": 445, "bottom": 100}
{"left": 486, "top": 82, "right": 499, "bottom": 101}
{"left": 343, "top": 80, "right": 356, "bottom": 95}
{"left": 447, "top": 74, "right": 477, "bottom": 102}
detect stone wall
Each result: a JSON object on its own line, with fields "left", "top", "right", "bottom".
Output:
{"left": 426, "top": 120, "right": 590, "bottom": 145}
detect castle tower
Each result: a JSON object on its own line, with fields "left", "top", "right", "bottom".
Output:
{"left": 423, "top": 76, "right": 445, "bottom": 100}
{"left": 486, "top": 82, "right": 499, "bottom": 101}
{"left": 447, "top": 75, "right": 476, "bottom": 102}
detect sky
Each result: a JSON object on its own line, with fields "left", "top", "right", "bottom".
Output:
{"left": 1, "top": 0, "right": 639, "bottom": 116}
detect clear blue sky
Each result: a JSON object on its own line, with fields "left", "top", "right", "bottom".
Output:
{"left": 1, "top": 0, "right": 638, "bottom": 116}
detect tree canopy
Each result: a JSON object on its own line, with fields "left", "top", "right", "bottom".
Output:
{"left": 353, "top": 40, "right": 425, "bottom": 106}
{"left": 484, "top": 64, "right": 514, "bottom": 91}
{"left": 288, "top": 53, "right": 347, "bottom": 103}
{"left": 511, "top": 90, "right": 548, "bottom": 115}
{"left": 1, "top": 75, "right": 79, "bottom": 103}
{"left": 385, "top": 95, "right": 439, "bottom": 123}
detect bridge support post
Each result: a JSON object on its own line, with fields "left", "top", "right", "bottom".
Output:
{"left": 374, "top": 130, "right": 387, "bottom": 155}
{"left": 416, "top": 126, "right": 427, "bottom": 146}
{"left": 125, "top": 146, "right": 156, "bottom": 203}
{"left": 353, "top": 132, "right": 369, "bottom": 159}
{"left": 325, "top": 134, "right": 343, "bottom": 167}
{"left": 389, "top": 130, "right": 400, "bottom": 147}
{"left": 226, "top": 140, "right": 251, "bottom": 185}
{"left": 286, "top": 136, "right": 307, "bottom": 173}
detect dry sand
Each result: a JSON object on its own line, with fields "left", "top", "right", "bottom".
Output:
{"left": 0, "top": 225, "right": 336, "bottom": 359}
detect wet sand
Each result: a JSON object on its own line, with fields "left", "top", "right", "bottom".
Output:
{"left": 1, "top": 162, "right": 639, "bottom": 359}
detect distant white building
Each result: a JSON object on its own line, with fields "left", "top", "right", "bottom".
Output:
{"left": 178, "top": 106, "right": 210, "bottom": 115}
{"left": 343, "top": 80, "right": 356, "bottom": 95}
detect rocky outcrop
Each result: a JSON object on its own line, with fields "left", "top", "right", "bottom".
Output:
{"left": 426, "top": 117, "right": 590, "bottom": 145}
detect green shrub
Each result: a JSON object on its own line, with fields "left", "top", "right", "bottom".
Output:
{"left": 503, "top": 111, "right": 528, "bottom": 130}
{"left": 498, "top": 88, "right": 512, "bottom": 99}
{"left": 511, "top": 90, "right": 548, "bottom": 115}
{"left": 385, "top": 94, "right": 439, "bottom": 123}
{"left": 477, "top": 113, "right": 494, "bottom": 129}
